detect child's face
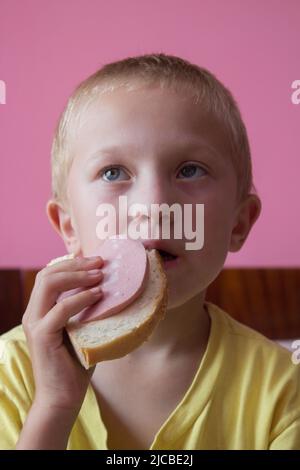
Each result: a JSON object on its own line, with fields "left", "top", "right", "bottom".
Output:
{"left": 48, "top": 83, "right": 261, "bottom": 309}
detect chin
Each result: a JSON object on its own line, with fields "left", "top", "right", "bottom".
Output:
{"left": 165, "top": 285, "right": 202, "bottom": 311}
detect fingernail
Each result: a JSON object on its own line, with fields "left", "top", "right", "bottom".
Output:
{"left": 88, "top": 269, "right": 102, "bottom": 276}
{"left": 88, "top": 256, "right": 103, "bottom": 264}
{"left": 90, "top": 285, "right": 102, "bottom": 294}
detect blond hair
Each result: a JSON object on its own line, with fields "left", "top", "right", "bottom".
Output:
{"left": 51, "top": 52, "right": 257, "bottom": 207}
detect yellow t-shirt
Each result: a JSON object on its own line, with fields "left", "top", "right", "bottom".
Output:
{"left": 0, "top": 301, "right": 299, "bottom": 450}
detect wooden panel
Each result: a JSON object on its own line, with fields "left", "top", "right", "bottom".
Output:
{"left": 0, "top": 268, "right": 299, "bottom": 339}
{"left": 0, "top": 270, "right": 23, "bottom": 335}
{"left": 206, "top": 268, "right": 300, "bottom": 339}
{"left": 22, "top": 270, "right": 38, "bottom": 312}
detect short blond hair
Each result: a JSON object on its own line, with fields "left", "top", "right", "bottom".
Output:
{"left": 51, "top": 52, "right": 257, "bottom": 207}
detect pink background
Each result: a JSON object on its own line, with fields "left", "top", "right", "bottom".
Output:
{"left": 0, "top": 0, "right": 299, "bottom": 269}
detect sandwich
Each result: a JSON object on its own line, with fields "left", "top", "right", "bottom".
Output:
{"left": 47, "top": 237, "right": 168, "bottom": 369}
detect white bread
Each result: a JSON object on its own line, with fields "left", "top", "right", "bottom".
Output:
{"left": 49, "top": 249, "right": 168, "bottom": 369}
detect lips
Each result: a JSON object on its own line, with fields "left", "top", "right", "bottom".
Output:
{"left": 156, "top": 249, "right": 178, "bottom": 261}
{"left": 142, "top": 241, "right": 178, "bottom": 261}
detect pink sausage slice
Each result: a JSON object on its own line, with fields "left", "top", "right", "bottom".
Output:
{"left": 57, "top": 237, "right": 148, "bottom": 323}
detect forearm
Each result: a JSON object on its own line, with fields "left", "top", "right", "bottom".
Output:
{"left": 15, "top": 402, "right": 78, "bottom": 450}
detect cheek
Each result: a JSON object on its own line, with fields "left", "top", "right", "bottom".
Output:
{"left": 203, "top": 185, "right": 236, "bottom": 246}
{"left": 81, "top": 189, "right": 128, "bottom": 245}
{"left": 68, "top": 168, "right": 128, "bottom": 252}
{"left": 204, "top": 207, "right": 234, "bottom": 252}
{"left": 67, "top": 186, "right": 100, "bottom": 249}
{"left": 187, "top": 196, "right": 235, "bottom": 274}
{"left": 181, "top": 212, "right": 232, "bottom": 297}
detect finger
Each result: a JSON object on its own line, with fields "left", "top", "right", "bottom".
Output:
{"left": 41, "top": 286, "right": 103, "bottom": 332}
{"left": 25, "top": 255, "right": 102, "bottom": 314}
{"left": 28, "top": 268, "right": 104, "bottom": 322}
{"left": 45, "top": 255, "right": 104, "bottom": 274}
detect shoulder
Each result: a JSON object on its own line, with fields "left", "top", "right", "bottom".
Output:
{"left": 205, "top": 301, "right": 300, "bottom": 441}
{"left": 1, "top": 323, "right": 27, "bottom": 345}
{"left": 206, "top": 301, "right": 297, "bottom": 368}
{"left": 0, "top": 325, "right": 34, "bottom": 449}
{"left": 0, "top": 323, "right": 29, "bottom": 366}
{"left": 0, "top": 324, "right": 34, "bottom": 401}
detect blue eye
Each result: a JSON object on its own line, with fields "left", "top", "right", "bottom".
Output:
{"left": 177, "top": 164, "right": 207, "bottom": 179}
{"left": 99, "top": 164, "right": 206, "bottom": 182}
{"left": 101, "top": 166, "right": 129, "bottom": 182}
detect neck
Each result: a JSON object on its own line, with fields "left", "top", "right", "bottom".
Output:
{"left": 123, "top": 290, "right": 211, "bottom": 362}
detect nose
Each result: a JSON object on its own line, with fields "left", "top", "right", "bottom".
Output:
{"left": 126, "top": 170, "right": 177, "bottom": 232}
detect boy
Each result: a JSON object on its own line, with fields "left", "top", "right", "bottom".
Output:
{"left": 0, "top": 53, "right": 299, "bottom": 450}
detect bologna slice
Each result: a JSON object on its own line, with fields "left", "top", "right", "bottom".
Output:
{"left": 57, "top": 237, "right": 149, "bottom": 323}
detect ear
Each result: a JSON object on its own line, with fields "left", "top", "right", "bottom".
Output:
{"left": 229, "top": 194, "right": 262, "bottom": 252}
{"left": 46, "top": 199, "right": 81, "bottom": 256}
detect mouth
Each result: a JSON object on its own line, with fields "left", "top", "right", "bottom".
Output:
{"left": 143, "top": 242, "right": 180, "bottom": 268}
{"left": 156, "top": 249, "right": 178, "bottom": 262}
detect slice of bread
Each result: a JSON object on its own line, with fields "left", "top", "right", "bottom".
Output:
{"left": 65, "top": 248, "right": 168, "bottom": 369}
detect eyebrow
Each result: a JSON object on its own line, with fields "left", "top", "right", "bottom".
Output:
{"left": 87, "top": 139, "right": 221, "bottom": 164}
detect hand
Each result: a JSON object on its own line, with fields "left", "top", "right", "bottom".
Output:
{"left": 22, "top": 255, "right": 104, "bottom": 413}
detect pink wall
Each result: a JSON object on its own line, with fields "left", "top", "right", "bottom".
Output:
{"left": 0, "top": 0, "right": 299, "bottom": 268}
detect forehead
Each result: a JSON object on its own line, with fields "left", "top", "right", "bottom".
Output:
{"left": 70, "top": 84, "right": 232, "bottom": 164}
